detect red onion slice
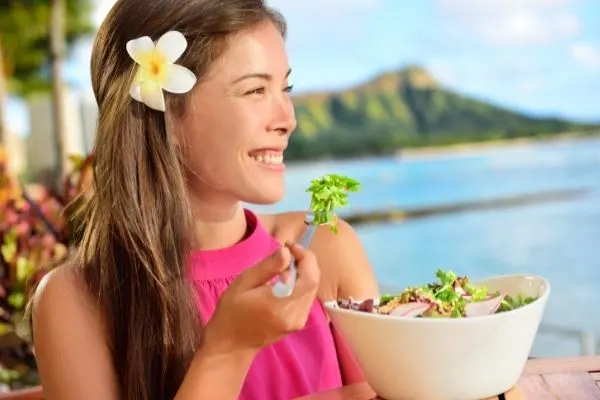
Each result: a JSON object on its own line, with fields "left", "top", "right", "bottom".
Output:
{"left": 389, "top": 302, "right": 431, "bottom": 317}
{"left": 464, "top": 295, "right": 504, "bottom": 317}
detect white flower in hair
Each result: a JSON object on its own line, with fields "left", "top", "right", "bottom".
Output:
{"left": 126, "top": 30, "right": 197, "bottom": 111}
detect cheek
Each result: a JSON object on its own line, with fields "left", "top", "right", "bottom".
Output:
{"left": 187, "top": 135, "right": 227, "bottom": 170}
{"left": 179, "top": 102, "right": 263, "bottom": 181}
{"left": 182, "top": 128, "right": 246, "bottom": 184}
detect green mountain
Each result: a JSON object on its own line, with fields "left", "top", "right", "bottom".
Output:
{"left": 286, "top": 66, "right": 597, "bottom": 161}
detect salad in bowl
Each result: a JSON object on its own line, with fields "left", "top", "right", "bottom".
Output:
{"left": 337, "top": 269, "right": 538, "bottom": 318}
{"left": 325, "top": 271, "right": 550, "bottom": 400}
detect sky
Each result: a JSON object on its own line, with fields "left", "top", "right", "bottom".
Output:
{"left": 5, "top": 0, "right": 600, "bottom": 136}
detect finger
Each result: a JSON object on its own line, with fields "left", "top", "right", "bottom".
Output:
{"left": 286, "top": 241, "right": 310, "bottom": 264}
{"left": 236, "top": 246, "right": 291, "bottom": 290}
{"left": 273, "top": 242, "right": 305, "bottom": 288}
{"left": 288, "top": 243, "right": 320, "bottom": 295}
{"left": 253, "top": 282, "right": 314, "bottom": 331}
{"left": 277, "top": 268, "right": 292, "bottom": 285}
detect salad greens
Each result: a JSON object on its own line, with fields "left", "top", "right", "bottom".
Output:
{"left": 338, "top": 269, "right": 538, "bottom": 318}
{"left": 306, "top": 174, "right": 360, "bottom": 233}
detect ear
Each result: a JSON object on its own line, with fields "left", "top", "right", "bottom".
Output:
{"left": 164, "top": 107, "right": 183, "bottom": 148}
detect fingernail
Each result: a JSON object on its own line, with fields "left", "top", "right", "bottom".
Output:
{"left": 290, "top": 243, "right": 304, "bottom": 251}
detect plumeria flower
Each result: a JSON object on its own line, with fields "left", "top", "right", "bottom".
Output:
{"left": 126, "top": 30, "right": 197, "bottom": 111}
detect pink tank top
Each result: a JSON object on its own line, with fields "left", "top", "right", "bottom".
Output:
{"left": 189, "top": 208, "right": 343, "bottom": 400}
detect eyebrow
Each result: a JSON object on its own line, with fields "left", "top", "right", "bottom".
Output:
{"left": 232, "top": 68, "right": 292, "bottom": 84}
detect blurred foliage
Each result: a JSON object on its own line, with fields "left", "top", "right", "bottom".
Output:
{"left": 287, "top": 66, "right": 600, "bottom": 161}
{"left": 0, "top": 147, "right": 92, "bottom": 391}
{"left": 0, "top": 0, "right": 95, "bottom": 96}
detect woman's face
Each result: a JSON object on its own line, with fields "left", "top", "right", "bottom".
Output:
{"left": 174, "top": 21, "right": 296, "bottom": 207}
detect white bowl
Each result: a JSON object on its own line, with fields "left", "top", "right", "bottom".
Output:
{"left": 324, "top": 274, "right": 550, "bottom": 400}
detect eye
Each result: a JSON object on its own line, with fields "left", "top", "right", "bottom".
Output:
{"left": 245, "top": 87, "right": 265, "bottom": 95}
{"left": 284, "top": 85, "right": 294, "bottom": 93}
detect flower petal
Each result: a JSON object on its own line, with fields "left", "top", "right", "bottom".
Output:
{"left": 131, "top": 67, "right": 144, "bottom": 84}
{"left": 155, "top": 31, "right": 188, "bottom": 63}
{"left": 133, "top": 66, "right": 156, "bottom": 85}
{"left": 140, "top": 79, "right": 166, "bottom": 111}
{"left": 129, "top": 84, "right": 143, "bottom": 102}
{"left": 129, "top": 67, "right": 147, "bottom": 102}
{"left": 160, "top": 64, "right": 197, "bottom": 94}
{"left": 126, "top": 36, "right": 155, "bottom": 67}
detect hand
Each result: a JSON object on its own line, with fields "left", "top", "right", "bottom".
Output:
{"left": 202, "top": 242, "right": 320, "bottom": 357}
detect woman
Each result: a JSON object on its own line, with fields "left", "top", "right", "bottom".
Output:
{"left": 31, "top": 0, "right": 379, "bottom": 399}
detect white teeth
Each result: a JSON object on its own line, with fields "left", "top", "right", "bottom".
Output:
{"left": 251, "top": 153, "right": 283, "bottom": 165}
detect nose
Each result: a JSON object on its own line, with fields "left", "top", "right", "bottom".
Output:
{"left": 267, "top": 94, "right": 296, "bottom": 136}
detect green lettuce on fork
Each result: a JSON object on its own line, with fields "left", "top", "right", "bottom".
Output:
{"left": 338, "top": 269, "right": 539, "bottom": 318}
{"left": 305, "top": 173, "right": 360, "bottom": 233}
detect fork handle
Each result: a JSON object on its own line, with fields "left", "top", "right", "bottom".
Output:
{"left": 299, "top": 223, "right": 317, "bottom": 248}
{"left": 271, "top": 223, "right": 317, "bottom": 298}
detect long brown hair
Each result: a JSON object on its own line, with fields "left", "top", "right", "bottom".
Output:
{"left": 79, "top": 1, "right": 286, "bottom": 399}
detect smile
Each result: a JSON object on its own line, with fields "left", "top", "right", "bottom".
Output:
{"left": 248, "top": 150, "right": 285, "bottom": 170}
{"left": 249, "top": 151, "right": 284, "bottom": 165}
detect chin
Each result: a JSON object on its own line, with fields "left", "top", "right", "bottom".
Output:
{"left": 245, "top": 192, "right": 284, "bottom": 205}
{"left": 243, "top": 185, "right": 285, "bottom": 205}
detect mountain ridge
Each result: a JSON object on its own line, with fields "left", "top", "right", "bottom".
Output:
{"left": 285, "top": 65, "right": 598, "bottom": 161}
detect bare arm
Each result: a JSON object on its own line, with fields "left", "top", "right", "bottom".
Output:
{"left": 31, "top": 266, "right": 120, "bottom": 399}
{"left": 32, "top": 266, "right": 255, "bottom": 400}
{"left": 311, "top": 218, "right": 380, "bottom": 301}
{"left": 310, "top": 218, "right": 380, "bottom": 385}
{"left": 174, "top": 334, "right": 255, "bottom": 400}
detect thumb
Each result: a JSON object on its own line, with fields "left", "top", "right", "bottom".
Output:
{"left": 236, "top": 246, "right": 291, "bottom": 290}
{"left": 287, "top": 242, "right": 310, "bottom": 264}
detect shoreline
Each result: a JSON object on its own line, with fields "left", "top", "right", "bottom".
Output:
{"left": 343, "top": 187, "right": 591, "bottom": 226}
{"left": 285, "top": 131, "right": 600, "bottom": 168}
{"left": 396, "top": 132, "right": 600, "bottom": 162}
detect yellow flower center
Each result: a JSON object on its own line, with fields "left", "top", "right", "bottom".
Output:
{"left": 150, "top": 60, "right": 162, "bottom": 76}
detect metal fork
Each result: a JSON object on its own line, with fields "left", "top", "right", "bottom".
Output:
{"left": 271, "top": 211, "right": 318, "bottom": 298}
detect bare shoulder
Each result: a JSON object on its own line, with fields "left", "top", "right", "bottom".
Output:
{"left": 261, "top": 211, "right": 379, "bottom": 302}
{"left": 31, "top": 264, "right": 119, "bottom": 399}
{"left": 34, "top": 263, "right": 83, "bottom": 303}
{"left": 32, "top": 264, "right": 97, "bottom": 329}
{"left": 258, "top": 210, "right": 308, "bottom": 247}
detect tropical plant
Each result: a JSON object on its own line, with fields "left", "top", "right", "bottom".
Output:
{"left": 0, "top": 147, "right": 92, "bottom": 390}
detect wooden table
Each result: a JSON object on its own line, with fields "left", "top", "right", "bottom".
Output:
{"left": 1, "top": 356, "right": 598, "bottom": 399}
{"left": 298, "top": 356, "right": 600, "bottom": 399}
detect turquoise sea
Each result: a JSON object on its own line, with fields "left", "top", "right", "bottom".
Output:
{"left": 250, "top": 137, "right": 600, "bottom": 357}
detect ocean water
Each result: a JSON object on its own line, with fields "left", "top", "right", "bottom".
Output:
{"left": 250, "top": 137, "right": 600, "bottom": 357}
